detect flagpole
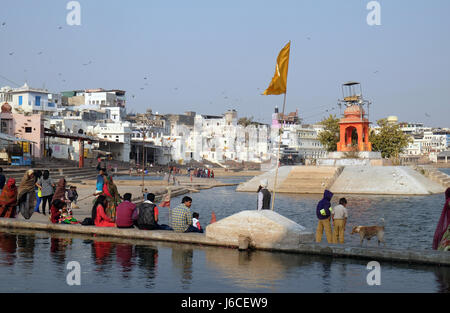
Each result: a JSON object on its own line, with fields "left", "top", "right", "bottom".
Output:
{"left": 262, "top": 40, "right": 291, "bottom": 212}
{"left": 271, "top": 92, "right": 287, "bottom": 211}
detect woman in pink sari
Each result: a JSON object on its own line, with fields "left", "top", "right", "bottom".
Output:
{"left": 433, "top": 188, "right": 450, "bottom": 250}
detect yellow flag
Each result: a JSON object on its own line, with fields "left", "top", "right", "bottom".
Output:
{"left": 263, "top": 42, "right": 291, "bottom": 95}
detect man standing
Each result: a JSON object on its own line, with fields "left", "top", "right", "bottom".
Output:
{"left": 315, "top": 190, "right": 334, "bottom": 243}
{"left": 257, "top": 179, "right": 271, "bottom": 210}
{"left": 170, "top": 196, "right": 202, "bottom": 233}
{"left": 332, "top": 198, "right": 348, "bottom": 244}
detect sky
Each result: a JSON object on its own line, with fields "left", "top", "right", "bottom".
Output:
{"left": 0, "top": 0, "right": 449, "bottom": 127}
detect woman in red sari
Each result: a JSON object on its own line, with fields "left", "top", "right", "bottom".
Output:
{"left": 92, "top": 195, "right": 116, "bottom": 227}
{"left": 0, "top": 178, "right": 18, "bottom": 218}
{"left": 433, "top": 188, "right": 450, "bottom": 250}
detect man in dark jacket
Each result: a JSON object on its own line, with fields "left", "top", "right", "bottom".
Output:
{"left": 134, "top": 193, "right": 172, "bottom": 231}
{"left": 315, "top": 189, "right": 334, "bottom": 243}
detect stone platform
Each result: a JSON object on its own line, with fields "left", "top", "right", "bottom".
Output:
{"left": 237, "top": 165, "right": 446, "bottom": 195}
{"left": 330, "top": 166, "right": 444, "bottom": 195}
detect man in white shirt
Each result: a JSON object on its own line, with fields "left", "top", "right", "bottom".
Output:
{"left": 332, "top": 198, "right": 348, "bottom": 244}
{"left": 257, "top": 179, "right": 271, "bottom": 210}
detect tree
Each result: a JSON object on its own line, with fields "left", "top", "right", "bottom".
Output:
{"left": 370, "top": 119, "right": 412, "bottom": 159}
{"left": 317, "top": 114, "right": 340, "bottom": 152}
{"left": 238, "top": 116, "right": 255, "bottom": 127}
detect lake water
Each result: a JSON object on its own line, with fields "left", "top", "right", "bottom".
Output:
{"left": 0, "top": 171, "right": 449, "bottom": 293}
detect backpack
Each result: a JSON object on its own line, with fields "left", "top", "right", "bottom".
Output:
{"left": 81, "top": 217, "right": 94, "bottom": 226}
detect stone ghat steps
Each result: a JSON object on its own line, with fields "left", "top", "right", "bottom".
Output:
{"left": 278, "top": 167, "right": 341, "bottom": 194}
{"left": 236, "top": 166, "right": 342, "bottom": 194}
{"left": 2, "top": 168, "right": 103, "bottom": 184}
{"left": 415, "top": 165, "right": 450, "bottom": 189}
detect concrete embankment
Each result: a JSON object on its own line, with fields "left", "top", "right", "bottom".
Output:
{"left": 1, "top": 214, "right": 448, "bottom": 267}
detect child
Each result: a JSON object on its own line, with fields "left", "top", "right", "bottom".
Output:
{"left": 143, "top": 188, "right": 149, "bottom": 200}
{"left": 192, "top": 212, "right": 203, "bottom": 233}
{"left": 67, "top": 185, "right": 79, "bottom": 210}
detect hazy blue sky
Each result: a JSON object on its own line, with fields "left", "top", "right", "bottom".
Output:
{"left": 1, "top": 0, "right": 449, "bottom": 127}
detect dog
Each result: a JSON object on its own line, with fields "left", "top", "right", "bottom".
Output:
{"left": 351, "top": 219, "right": 385, "bottom": 247}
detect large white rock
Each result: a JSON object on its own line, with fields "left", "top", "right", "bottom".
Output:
{"left": 205, "top": 210, "right": 314, "bottom": 250}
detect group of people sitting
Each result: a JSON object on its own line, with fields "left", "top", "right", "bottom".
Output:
{"left": 0, "top": 167, "right": 209, "bottom": 234}
{"left": 91, "top": 193, "right": 205, "bottom": 233}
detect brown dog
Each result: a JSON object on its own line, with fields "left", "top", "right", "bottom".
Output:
{"left": 351, "top": 225, "right": 385, "bottom": 246}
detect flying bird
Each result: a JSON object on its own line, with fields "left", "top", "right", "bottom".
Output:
{"left": 9, "top": 52, "right": 14, "bottom": 56}
{"left": 37, "top": 51, "right": 43, "bottom": 55}
{"left": 82, "top": 61, "right": 92, "bottom": 66}
{"left": 373, "top": 70, "right": 379, "bottom": 74}
{"left": 425, "top": 113, "right": 431, "bottom": 118}
{"left": 1, "top": 22, "right": 6, "bottom": 26}
{"left": 58, "top": 26, "right": 63, "bottom": 30}
{"left": 306, "top": 36, "right": 311, "bottom": 40}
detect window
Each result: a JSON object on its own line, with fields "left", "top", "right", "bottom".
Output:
{"left": 35, "top": 96, "right": 41, "bottom": 106}
{"left": 19, "top": 96, "right": 23, "bottom": 105}
{"left": 25, "top": 127, "right": 32, "bottom": 133}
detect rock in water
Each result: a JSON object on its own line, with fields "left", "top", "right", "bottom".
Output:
{"left": 206, "top": 210, "right": 314, "bottom": 250}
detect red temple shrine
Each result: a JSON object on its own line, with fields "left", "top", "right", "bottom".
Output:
{"left": 336, "top": 82, "right": 372, "bottom": 152}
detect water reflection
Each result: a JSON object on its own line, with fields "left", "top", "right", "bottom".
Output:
{"left": 0, "top": 229, "right": 449, "bottom": 292}
{"left": 172, "top": 247, "right": 193, "bottom": 290}
{"left": 135, "top": 245, "right": 158, "bottom": 288}
{"left": 50, "top": 237, "right": 72, "bottom": 266}
{"left": 116, "top": 243, "right": 135, "bottom": 276}
{"left": 205, "top": 248, "right": 317, "bottom": 290}
{"left": 434, "top": 266, "right": 450, "bottom": 293}
{"left": 91, "top": 240, "right": 114, "bottom": 273}
{"left": 0, "top": 232, "right": 17, "bottom": 266}
{"left": 16, "top": 234, "right": 35, "bottom": 272}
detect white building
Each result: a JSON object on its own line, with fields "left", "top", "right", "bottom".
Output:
{"left": 270, "top": 108, "right": 326, "bottom": 163}
{"left": 84, "top": 89, "right": 126, "bottom": 108}
{"left": 0, "top": 83, "right": 57, "bottom": 114}
{"left": 163, "top": 110, "right": 270, "bottom": 164}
